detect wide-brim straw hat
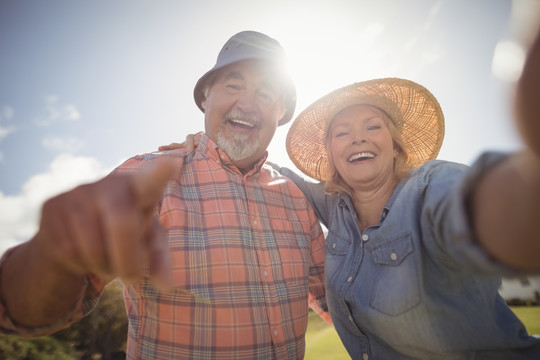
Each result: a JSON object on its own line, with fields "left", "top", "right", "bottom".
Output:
{"left": 286, "top": 78, "right": 445, "bottom": 181}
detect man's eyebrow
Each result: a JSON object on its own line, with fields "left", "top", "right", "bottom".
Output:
{"left": 222, "top": 71, "right": 279, "bottom": 93}
{"left": 223, "top": 71, "right": 244, "bottom": 81}
{"left": 260, "top": 80, "right": 277, "bottom": 93}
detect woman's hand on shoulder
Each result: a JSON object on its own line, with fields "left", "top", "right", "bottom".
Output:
{"left": 158, "top": 131, "right": 203, "bottom": 155}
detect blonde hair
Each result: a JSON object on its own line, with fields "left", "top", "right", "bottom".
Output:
{"left": 324, "top": 105, "right": 412, "bottom": 196}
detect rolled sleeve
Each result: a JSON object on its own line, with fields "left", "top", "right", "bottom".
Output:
{"left": 0, "top": 245, "right": 105, "bottom": 337}
{"left": 442, "top": 152, "right": 524, "bottom": 276}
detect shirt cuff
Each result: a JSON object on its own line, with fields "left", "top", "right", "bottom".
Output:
{"left": 0, "top": 245, "right": 105, "bottom": 337}
{"left": 444, "top": 152, "right": 529, "bottom": 277}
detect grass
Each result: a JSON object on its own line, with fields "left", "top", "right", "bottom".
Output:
{"left": 305, "top": 307, "right": 540, "bottom": 360}
{"left": 510, "top": 306, "right": 540, "bottom": 335}
{"left": 305, "top": 311, "right": 350, "bottom": 360}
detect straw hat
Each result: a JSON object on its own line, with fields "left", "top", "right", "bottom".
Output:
{"left": 286, "top": 78, "right": 445, "bottom": 181}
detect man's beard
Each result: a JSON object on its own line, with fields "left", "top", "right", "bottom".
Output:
{"left": 216, "top": 110, "right": 261, "bottom": 161}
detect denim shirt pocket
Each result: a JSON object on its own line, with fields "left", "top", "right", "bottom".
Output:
{"left": 369, "top": 233, "right": 421, "bottom": 316}
{"left": 326, "top": 230, "right": 351, "bottom": 256}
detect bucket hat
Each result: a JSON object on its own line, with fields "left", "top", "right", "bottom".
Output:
{"left": 193, "top": 31, "right": 296, "bottom": 126}
{"left": 286, "top": 78, "right": 445, "bottom": 181}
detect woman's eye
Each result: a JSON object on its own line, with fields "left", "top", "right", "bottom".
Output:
{"left": 335, "top": 132, "right": 348, "bottom": 137}
{"left": 368, "top": 125, "right": 381, "bottom": 130}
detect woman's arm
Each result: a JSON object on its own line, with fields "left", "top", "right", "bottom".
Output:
{"left": 472, "top": 28, "right": 540, "bottom": 272}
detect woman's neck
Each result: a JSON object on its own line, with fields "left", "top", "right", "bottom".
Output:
{"left": 352, "top": 177, "right": 398, "bottom": 232}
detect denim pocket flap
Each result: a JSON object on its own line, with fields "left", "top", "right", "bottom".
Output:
{"left": 372, "top": 234, "right": 413, "bottom": 266}
{"left": 326, "top": 230, "right": 351, "bottom": 255}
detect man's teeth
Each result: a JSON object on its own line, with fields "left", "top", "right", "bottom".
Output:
{"left": 348, "top": 152, "right": 375, "bottom": 162}
{"left": 230, "top": 119, "right": 255, "bottom": 127}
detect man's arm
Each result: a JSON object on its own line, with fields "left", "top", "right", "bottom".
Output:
{"left": 472, "top": 28, "right": 540, "bottom": 272}
{"left": 1, "top": 158, "right": 177, "bottom": 330}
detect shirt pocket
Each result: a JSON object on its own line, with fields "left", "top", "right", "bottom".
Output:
{"left": 326, "top": 230, "right": 351, "bottom": 256}
{"left": 368, "top": 233, "right": 421, "bottom": 316}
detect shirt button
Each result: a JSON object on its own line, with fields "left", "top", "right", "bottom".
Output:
{"left": 349, "top": 315, "right": 353, "bottom": 322}
{"left": 362, "top": 234, "right": 369, "bottom": 241}
{"left": 253, "top": 220, "right": 258, "bottom": 225}
{"left": 347, "top": 276, "right": 353, "bottom": 283}
{"left": 332, "top": 243, "right": 337, "bottom": 249}
{"left": 263, "top": 271, "right": 268, "bottom": 277}
{"left": 363, "top": 353, "right": 369, "bottom": 360}
{"left": 274, "top": 329, "right": 278, "bottom": 336}
{"left": 390, "top": 252, "right": 397, "bottom": 261}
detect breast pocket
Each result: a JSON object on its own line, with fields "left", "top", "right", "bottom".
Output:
{"left": 325, "top": 230, "right": 352, "bottom": 287}
{"left": 368, "top": 233, "right": 421, "bottom": 316}
{"left": 326, "top": 229, "right": 351, "bottom": 255}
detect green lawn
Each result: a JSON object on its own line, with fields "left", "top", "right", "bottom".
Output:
{"left": 511, "top": 306, "right": 540, "bottom": 335}
{"left": 305, "top": 307, "right": 540, "bottom": 360}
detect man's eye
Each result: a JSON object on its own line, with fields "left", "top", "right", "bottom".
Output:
{"left": 258, "top": 91, "right": 274, "bottom": 103}
{"left": 226, "top": 84, "right": 240, "bottom": 90}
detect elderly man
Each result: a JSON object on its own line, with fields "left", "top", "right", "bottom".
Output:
{"left": 0, "top": 31, "right": 328, "bottom": 359}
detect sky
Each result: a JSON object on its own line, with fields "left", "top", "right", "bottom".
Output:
{"left": 1, "top": 0, "right": 539, "bottom": 255}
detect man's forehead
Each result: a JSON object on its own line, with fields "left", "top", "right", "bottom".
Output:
{"left": 217, "top": 60, "right": 287, "bottom": 87}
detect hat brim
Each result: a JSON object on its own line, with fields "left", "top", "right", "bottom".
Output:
{"left": 193, "top": 58, "right": 296, "bottom": 127}
{"left": 286, "top": 78, "right": 445, "bottom": 181}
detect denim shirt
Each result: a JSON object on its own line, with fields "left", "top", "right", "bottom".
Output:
{"left": 281, "top": 153, "right": 540, "bottom": 359}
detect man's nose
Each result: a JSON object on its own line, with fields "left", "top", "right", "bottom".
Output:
{"left": 236, "top": 90, "right": 258, "bottom": 112}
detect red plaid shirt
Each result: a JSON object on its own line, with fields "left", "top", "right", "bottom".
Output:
{"left": 0, "top": 134, "right": 328, "bottom": 359}
{"left": 119, "top": 135, "right": 328, "bottom": 359}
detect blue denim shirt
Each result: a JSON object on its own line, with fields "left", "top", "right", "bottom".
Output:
{"left": 281, "top": 153, "right": 540, "bottom": 359}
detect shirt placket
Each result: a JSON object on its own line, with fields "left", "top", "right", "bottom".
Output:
{"left": 244, "top": 176, "right": 287, "bottom": 358}
{"left": 341, "top": 200, "right": 373, "bottom": 360}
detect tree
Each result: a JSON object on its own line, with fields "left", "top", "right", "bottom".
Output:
{"left": 53, "top": 280, "right": 128, "bottom": 360}
{"left": 0, "top": 333, "right": 75, "bottom": 360}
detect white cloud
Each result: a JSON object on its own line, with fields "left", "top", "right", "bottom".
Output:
{"left": 0, "top": 153, "right": 112, "bottom": 257}
{"left": 42, "top": 136, "right": 86, "bottom": 153}
{"left": 0, "top": 106, "right": 15, "bottom": 141}
{"left": 35, "top": 95, "right": 81, "bottom": 126}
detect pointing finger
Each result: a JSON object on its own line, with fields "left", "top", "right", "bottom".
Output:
{"left": 131, "top": 157, "right": 180, "bottom": 210}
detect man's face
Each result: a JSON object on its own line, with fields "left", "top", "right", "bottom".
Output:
{"left": 201, "top": 60, "right": 286, "bottom": 172}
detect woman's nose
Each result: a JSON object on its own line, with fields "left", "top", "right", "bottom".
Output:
{"left": 352, "top": 132, "right": 366, "bottom": 144}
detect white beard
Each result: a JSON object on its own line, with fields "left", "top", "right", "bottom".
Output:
{"left": 216, "top": 110, "right": 262, "bottom": 161}
{"left": 216, "top": 129, "right": 260, "bottom": 161}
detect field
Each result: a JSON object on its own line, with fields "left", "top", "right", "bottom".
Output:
{"left": 304, "top": 306, "right": 540, "bottom": 360}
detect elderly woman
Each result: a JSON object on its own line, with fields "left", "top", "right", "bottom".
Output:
{"left": 278, "top": 33, "right": 540, "bottom": 358}
{"left": 280, "top": 77, "right": 540, "bottom": 359}
{"left": 164, "top": 30, "right": 540, "bottom": 359}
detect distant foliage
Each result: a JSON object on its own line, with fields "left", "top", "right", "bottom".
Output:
{"left": 53, "top": 280, "right": 128, "bottom": 360}
{"left": 0, "top": 280, "right": 128, "bottom": 360}
{"left": 0, "top": 334, "right": 75, "bottom": 360}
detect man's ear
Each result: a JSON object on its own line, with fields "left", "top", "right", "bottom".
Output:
{"left": 201, "top": 98, "right": 207, "bottom": 111}
{"left": 278, "top": 104, "right": 287, "bottom": 124}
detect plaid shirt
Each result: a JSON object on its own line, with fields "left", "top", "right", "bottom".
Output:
{"left": 0, "top": 135, "right": 328, "bottom": 359}
{"left": 118, "top": 134, "right": 328, "bottom": 359}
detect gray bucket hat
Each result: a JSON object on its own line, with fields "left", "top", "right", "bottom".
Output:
{"left": 193, "top": 31, "right": 296, "bottom": 126}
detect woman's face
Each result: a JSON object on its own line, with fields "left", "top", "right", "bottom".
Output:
{"left": 328, "top": 104, "right": 396, "bottom": 190}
